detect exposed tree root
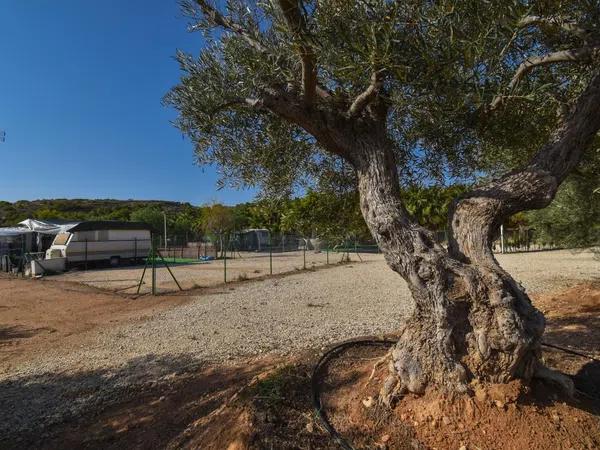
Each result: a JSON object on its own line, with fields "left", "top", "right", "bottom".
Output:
{"left": 533, "top": 363, "right": 575, "bottom": 398}
{"left": 364, "top": 348, "right": 393, "bottom": 388}
{"left": 378, "top": 361, "right": 407, "bottom": 407}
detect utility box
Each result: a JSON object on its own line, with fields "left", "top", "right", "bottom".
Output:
{"left": 31, "top": 258, "right": 66, "bottom": 276}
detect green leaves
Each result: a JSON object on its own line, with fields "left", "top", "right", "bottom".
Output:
{"left": 526, "top": 144, "right": 600, "bottom": 247}
{"left": 402, "top": 185, "right": 467, "bottom": 229}
{"left": 167, "top": 0, "right": 600, "bottom": 203}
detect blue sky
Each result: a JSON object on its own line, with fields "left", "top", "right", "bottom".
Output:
{"left": 0, "top": 0, "right": 256, "bottom": 205}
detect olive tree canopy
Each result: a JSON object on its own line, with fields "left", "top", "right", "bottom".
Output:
{"left": 167, "top": 0, "right": 600, "bottom": 400}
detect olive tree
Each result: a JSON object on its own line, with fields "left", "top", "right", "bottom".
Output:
{"left": 167, "top": 0, "right": 600, "bottom": 401}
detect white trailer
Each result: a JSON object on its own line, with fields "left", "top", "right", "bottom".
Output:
{"left": 45, "top": 221, "right": 152, "bottom": 266}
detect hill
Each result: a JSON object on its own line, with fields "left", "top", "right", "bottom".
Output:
{"left": 0, "top": 199, "right": 195, "bottom": 227}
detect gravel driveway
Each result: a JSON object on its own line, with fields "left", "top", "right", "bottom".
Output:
{"left": 1, "top": 249, "right": 598, "bottom": 441}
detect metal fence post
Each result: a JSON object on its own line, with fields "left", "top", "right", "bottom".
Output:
{"left": 303, "top": 238, "right": 306, "bottom": 270}
{"left": 354, "top": 239, "right": 363, "bottom": 262}
{"left": 135, "top": 248, "right": 151, "bottom": 295}
{"left": 269, "top": 231, "right": 273, "bottom": 275}
{"left": 84, "top": 239, "right": 88, "bottom": 271}
{"left": 134, "top": 237, "right": 137, "bottom": 263}
{"left": 223, "top": 235, "right": 227, "bottom": 283}
{"left": 21, "top": 239, "right": 25, "bottom": 277}
{"left": 151, "top": 238, "right": 157, "bottom": 295}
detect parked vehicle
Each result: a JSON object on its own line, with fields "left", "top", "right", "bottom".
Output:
{"left": 45, "top": 221, "right": 152, "bottom": 266}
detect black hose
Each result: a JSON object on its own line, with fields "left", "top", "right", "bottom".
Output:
{"left": 311, "top": 338, "right": 599, "bottom": 449}
{"left": 311, "top": 338, "right": 395, "bottom": 450}
{"left": 541, "top": 342, "right": 600, "bottom": 362}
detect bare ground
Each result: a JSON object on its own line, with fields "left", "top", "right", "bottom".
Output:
{"left": 0, "top": 249, "right": 598, "bottom": 448}
{"left": 54, "top": 250, "right": 381, "bottom": 294}
{"left": 50, "top": 248, "right": 598, "bottom": 294}
{"left": 0, "top": 277, "right": 189, "bottom": 369}
{"left": 4, "top": 283, "right": 598, "bottom": 450}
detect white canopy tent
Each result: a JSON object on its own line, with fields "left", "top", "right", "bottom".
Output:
{"left": 0, "top": 227, "right": 34, "bottom": 238}
{"left": 0, "top": 219, "right": 80, "bottom": 257}
{"left": 18, "top": 219, "right": 80, "bottom": 235}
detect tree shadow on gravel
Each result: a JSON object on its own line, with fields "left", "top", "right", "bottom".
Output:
{"left": 0, "top": 353, "right": 211, "bottom": 449}
{"left": 3, "top": 342, "right": 598, "bottom": 450}
{"left": 573, "top": 361, "right": 600, "bottom": 404}
{"left": 0, "top": 325, "right": 40, "bottom": 344}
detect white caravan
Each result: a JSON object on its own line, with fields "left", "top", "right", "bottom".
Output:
{"left": 45, "top": 221, "right": 152, "bottom": 266}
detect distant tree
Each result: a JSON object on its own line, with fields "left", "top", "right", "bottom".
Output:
{"left": 170, "top": 210, "right": 197, "bottom": 244}
{"left": 0, "top": 202, "right": 23, "bottom": 226}
{"left": 246, "top": 199, "right": 287, "bottom": 232}
{"left": 527, "top": 148, "right": 600, "bottom": 247}
{"left": 35, "top": 208, "right": 69, "bottom": 221}
{"left": 130, "top": 206, "right": 164, "bottom": 234}
{"left": 403, "top": 185, "right": 467, "bottom": 231}
{"left": 230, "top": 202, "right": 254, "bottom": 231}
{"left": 200, "top": 203, "right": 235, "bottom": 256}
{"left": 281, "top": 190, "right": 369, "bottom": 244}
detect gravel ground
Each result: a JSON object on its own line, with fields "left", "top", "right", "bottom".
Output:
{"left": 1, "top": 249, "right": 598, "bottom": 441}
{"left": 55, "top": 250, "right": 380, "bottom": 294}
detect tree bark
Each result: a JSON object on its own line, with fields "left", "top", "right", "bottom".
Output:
{"left": 255, "top": 72, "right": 599, "bottom": 399}
{"left": 348, "top": 72, "right": 600, "bottom": 400}
{"left": 352, "top": 136, "right": 545, "bottom": 399}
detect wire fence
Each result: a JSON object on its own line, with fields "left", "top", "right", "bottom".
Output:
{"left": 2, "top": 226, "right": 564, "bottom": 294}
{"left": 493, "top": 227, "right": 560, "bottom": 253}
{"left": 38, "top": 232, "right": 381, "bottom": 295}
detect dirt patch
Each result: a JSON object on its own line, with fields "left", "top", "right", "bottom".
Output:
{"left": 537, "top": 283, "right": 600, "bottom": 357}
{"left": 0, "top": 276, "right": 189, "bottom": 368}
{"left": 321, "top": 352, "right": 599, "bottom": 449}
{"left": 37, "top": 342, "right": 596, "bottom": 450}
{"left": 2, "top": 282, "right": 599, "bottom": 449}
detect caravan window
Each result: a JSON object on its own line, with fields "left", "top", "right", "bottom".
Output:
{"left": 74, "top": 231, "right": 95, "bottom": 242}
{"left": 53, "top": 233, "right": 71, "bottom": 246}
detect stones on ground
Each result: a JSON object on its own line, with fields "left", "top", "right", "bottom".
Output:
{"left": 2, "top": 251, "right": 597, "bottom": 441}
{"left": 362, "top": 396, "right": 375, "bottom": 408}
{"left": 474, "top": 386, "right": 487, "bottom": 403}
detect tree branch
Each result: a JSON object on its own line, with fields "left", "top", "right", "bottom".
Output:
{"left": 347, "top": 71, "right": 385, "bottom": 118}
{"left": 204, "top": 89, "right": 351, "bottom": 162}
{"left": 490, "top": 47, "right": 599, "bottom": 110}
{"left": 276, "top": 0, "right": 318, "bottom": 106}
{"left": 450, "top": 71, "right": 600, "bottom": 265}
{"left": 316, "top": 85, "right": 332, "bottom": 99}
{"left": 193, "top": 0, "right": 268, "bottom": 54}
{"left": 518, "top": 15, "right": 593, "bottom": 41}
{"left": 207, "top": 98, "right": 261, "bottom": 117}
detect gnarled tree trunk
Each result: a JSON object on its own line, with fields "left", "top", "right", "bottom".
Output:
{"left": 258, "top": 70, "right": 600, "bottom": 400}
{"left": 180, "top": 0, "right": 600, "bottom": 402}
{"left": 349, "top": 72, "right": 600, "bottom": 400}
{"left": 353, "top": 137, "right": 543, "bottom": 398}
